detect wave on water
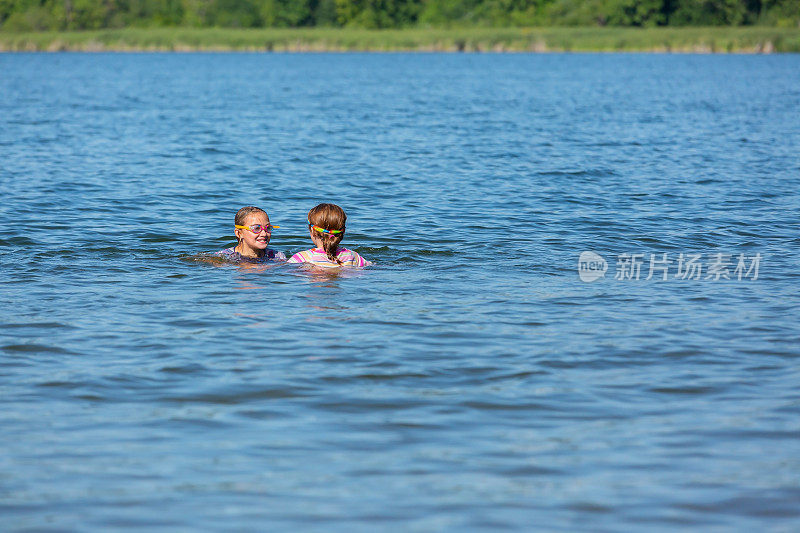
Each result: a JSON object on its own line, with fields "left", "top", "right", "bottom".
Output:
{"left": 1, "top": 52, "right": 799, "bottom": 532}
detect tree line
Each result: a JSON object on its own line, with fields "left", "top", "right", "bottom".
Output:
{"left": 1, "top": 0, "right": 798, "bottom": 31}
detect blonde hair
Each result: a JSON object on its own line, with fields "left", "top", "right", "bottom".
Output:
{"left": 308, "top": 203, "right": 346, "bottom": 265}
{"left": 235, "top": 206, "right": 267, "bottom": 226}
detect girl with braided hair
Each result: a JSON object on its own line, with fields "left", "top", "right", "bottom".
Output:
{"left": 287, "top": 203, "right": 370, "bottom": 268}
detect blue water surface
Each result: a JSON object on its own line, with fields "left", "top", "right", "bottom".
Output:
{"left": 1, "top": 52, "right": 799, "bottom": 531}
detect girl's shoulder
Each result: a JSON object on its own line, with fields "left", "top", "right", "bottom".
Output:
{"left": 288, "top": 248, "right": 370, "bottom": 267}
{"left": 287, "top": 248, "right": 322, "bottom": 264}
{"left": 336, "top": 248, "right": 371, "bottom": 267}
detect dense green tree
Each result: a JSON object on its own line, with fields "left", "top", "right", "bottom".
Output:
{"left": 418, "top": 0, "right": 479, "bottom": 26}
{"left": 1, "top": 0, "right": 59, "bottom": 30}
{"left": 543, "top": 0, "right": 608, "bottom": 25}
{"left": 759, "top": 0, "right": 800, "bottom": 26}
{"left": 314, "top": 0, "right": 338, "bottom": 25}
{"left": 205, "top": 0, "right": 259, "bottom": 27}
{"left": 259, "top": 0, "right": 315, "bottom": 27}
{"left": 0, "top": 0, "right": 798, "bottom": 30}
{"left": 334, "top": 0, "right": 422, "bottom": 27}
{"left": 180, "top": 0, "right": 212, "bottom": 26}
{"left": 472, "top": 0, "right": 546, "bottom": 26}
{"left": 670, "top": 0, "right": 747, "bottom": 25}
{"left": 607, "top": 0, "right": 666, "bottom": 26}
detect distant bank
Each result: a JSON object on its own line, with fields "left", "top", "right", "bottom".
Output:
{"left": 1, "top": 27, "right": 798, "bottom": 53}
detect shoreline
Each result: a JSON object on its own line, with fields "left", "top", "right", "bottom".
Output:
{"left": 1, "top": 27, "right": 798, "bottom": 53}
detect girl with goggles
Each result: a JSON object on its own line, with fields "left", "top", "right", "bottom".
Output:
{"left": 214, "top": 206, "right": 287, "bottom": 263}
{"left": 287, "top": 203, "right": 370, "bottom": 268}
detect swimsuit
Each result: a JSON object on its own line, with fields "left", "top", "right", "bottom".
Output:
{"left": 287, "top": 247, "right": 370, "bottom": 268}
{"left": 214, "top": 247, "right": 287, "bottom": 263}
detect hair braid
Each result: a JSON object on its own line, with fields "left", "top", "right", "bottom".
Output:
{"left": 308, "top": 203, "right": 347, "bottom": 265}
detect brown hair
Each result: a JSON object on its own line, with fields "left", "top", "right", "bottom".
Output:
{"left": 235, "top": 206, "right": 267, "bottom": 226}
{"left": 308, "top": 203, "right": 346, "bottom": 265}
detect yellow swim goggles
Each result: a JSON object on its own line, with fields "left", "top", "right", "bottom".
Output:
{"left": 235, "top": 224, "right": 279, "bottom": 234}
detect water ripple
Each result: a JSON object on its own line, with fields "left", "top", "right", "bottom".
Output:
{"left": 0, "top": 52, "right": 798, "bottom": 532}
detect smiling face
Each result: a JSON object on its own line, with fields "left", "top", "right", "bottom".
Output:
{"left": 235, "top": 211, "right": 271, "bottom": 257}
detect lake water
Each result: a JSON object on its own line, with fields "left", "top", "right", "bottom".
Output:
{"left": 1, "top": 52, "right": 799, "bottom": 531}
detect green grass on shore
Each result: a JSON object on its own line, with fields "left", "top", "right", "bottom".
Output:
{"left": 1, "top": 26, "right": 798, "bottom": 53}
